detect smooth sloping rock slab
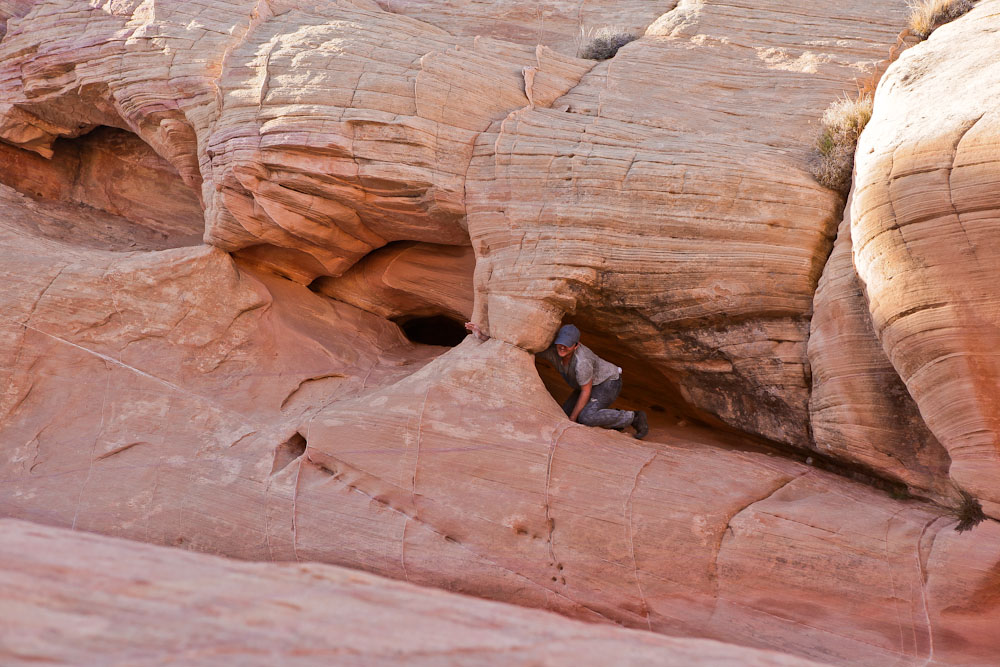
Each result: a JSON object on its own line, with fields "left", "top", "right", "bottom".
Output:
{"left": 0, "top": 518, "right": 819, "bottom": 667}
{"left": 0, "top": 183, "right": 439, "bottom": 557}
{"left": 299, "top": 338, "right": 1000, "bottom": 665}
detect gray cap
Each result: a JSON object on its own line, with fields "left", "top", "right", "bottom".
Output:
{"left": 553, "top": 324, "right": 581, "bottom": 347}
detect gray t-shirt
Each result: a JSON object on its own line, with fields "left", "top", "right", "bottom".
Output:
{"left": 538, "top": 343, "right": 621, "bottom": 389}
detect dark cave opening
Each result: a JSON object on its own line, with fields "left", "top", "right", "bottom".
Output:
{"left": 396, "top": 314, "right": 468, "bottom": 347}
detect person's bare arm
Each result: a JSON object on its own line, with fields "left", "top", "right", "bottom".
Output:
{"left": 569, "top": 381, "right": 592, "bottom": 422}
{"left": 464, "top": 322, "right": 489, "bottom": 342}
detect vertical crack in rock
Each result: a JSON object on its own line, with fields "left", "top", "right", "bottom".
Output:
{"left": 290, "top": 454, "right": 304, "bottom": 562}
{"left": 624, "top": 450, "right": 658, "bottom": 631}
{"left": 144, "top": 462, "right": 161, "bottom": 545}
{"left": 25, "top": 421, "right": 51, "bottom": 475}
{"left": 543, "top": 423, "right": 576, "bottom": 564}
{"left": 882, "top": 508, "right": 910, "bottom": 655}
{"left": 256, "top": 38, "right": 278, "bottom": 112}
{"left": 209, "top": 0, "right": 276, "bottom": 153}
{"left": 400, "top": 516, "right": 411, "bottom": 583}
{"left": 266, "top": 432, "right": 307, "bottom": 560}
{"left": 409, "top": 387, "right": 432, "bottom": 507}
{"left": 947, "top": 113, "right": 985, "bottom": 257}
{"left": 915, "top": 514, "right": 946, "bottom": 662}
{"left": 710, "top": 470, "right": 812, "bottom": 598}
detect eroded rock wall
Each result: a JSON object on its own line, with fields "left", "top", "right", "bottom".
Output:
{"left": 466, "top": 0, "right": 912, "bottom": 446}
{"left": 809, "top": 200, "right": 954, "bottom": 499}
{"left": 0, "top": 0, "right": 913, "bottom": 445}
{"left": 852, "top": 0, "right": 1000, "bottom": 515}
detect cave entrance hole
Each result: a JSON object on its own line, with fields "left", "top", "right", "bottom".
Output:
{"left": 394, "top": 314, "right": 468, "bottom": 348}
{"left": 534, "top": 313, "right": 724, "bottom": 439}
{"left": 310, "top": 240, "right": 476, "bottom": 349}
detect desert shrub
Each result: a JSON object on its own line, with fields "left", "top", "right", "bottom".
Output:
{"left": 809, "top": 95, "right": 873, "bottom": 195}
{"left": 908, "top": 0, "right": 976, "bottom": 39}
{"left": 952, "top": 490, "right": 986, "bottom": 532}
{"left": 580, "top": 27, "right": 637, "bottom": 60}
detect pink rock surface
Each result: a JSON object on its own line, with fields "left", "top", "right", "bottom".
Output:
{"left": 311, "top": 241, "right": 475, "bottom": 323}
{"left": 0, "top": 0, "right": 914, "bottom": 445}
{"left": 809, "top": 201, "right": 953, "bottom": 500}
{"left": 0, "top": 518, "right": 820, "bottom": 666}
{"left": 375, "top": 0, "right": 675, "bottom": 56}
{"left": 0, "top": 127, "right": 203, "bottom": 247}
{"left": 294, "top": 338, "right": 1000, "bottom": 665}
{"left": 851, "top": 0, "right": 1000, "bottom": 515}
{"left": 465, "top": 0, "right": 912, "bottom": 446}
{"left": 1, "top": 1, "right": 1000, "bottom": 665}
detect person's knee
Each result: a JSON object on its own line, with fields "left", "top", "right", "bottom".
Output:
{"left": 576, "top": 408, "right": 603, "bottom": 427}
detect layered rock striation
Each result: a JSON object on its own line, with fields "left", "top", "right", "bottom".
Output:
{"left": 851, "top": 0, "right": 1000, "bottom": 514}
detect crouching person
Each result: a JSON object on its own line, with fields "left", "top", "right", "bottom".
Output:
{"left": 464, "top": 322, "right": 648, "bottom": 439}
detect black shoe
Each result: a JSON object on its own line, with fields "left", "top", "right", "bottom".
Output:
{"left": 631, "top": 410, "right": 648, "bottom": 440}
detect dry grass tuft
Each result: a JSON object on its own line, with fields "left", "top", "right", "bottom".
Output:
{"left": 579, "top": 27, "right": 637, "bottom": 60}
{"left": 908, "top": 0, "right": 976, "bottom": 39}
{"left": 952, "top": 490, "right": 987, "bottom": 533}
{"left": 809, "top": 95, "right": 873, "bottom": 195}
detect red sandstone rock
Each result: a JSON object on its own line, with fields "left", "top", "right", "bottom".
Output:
{"left": 0, "top": 518, "right": 821, "bottom": 666}
{"left": 808, "top": 198, "right": 954, "bottom": 500}
{"left": 311, "top": 241, "right": 475, "bottom": 322}
{"left": 1, "top": 1, "right": 1000, "bottom": 665}
{"left": 0, "top": 127, "right": 203, "bottom": 247}
{"left": 465, "top": 0, "right": 912, "bottom": 446}
{"left": 851, "top": 1, "right": 1000, "bottom": 516}
{"left": 0, "top": 0, "right": 914, "bottom": 446}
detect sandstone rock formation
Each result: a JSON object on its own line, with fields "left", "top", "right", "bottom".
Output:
{"left": 2, "top": 0, "right": 1000, "bottom": 665}
{"left": 1, "top": 519, "right": 822, "bottom": 666}
{"left": 374, "top": 0, "right": 674, "bottom": 56}
{"left": 0, "top": 125, "right": 203, "bottom": 248}
{"left": 808, "top": 198, "right": 954, "bottom": 499}
{"left": 465, "top": 0, "right": 913, "bottom": 447}
{"left": 310, "top": 241, "right": 475, "bottom": 326}
{"left": 0, "top": 0, "right": 914, "bottom": 446}
{"left": 852, "top": 0, "right": 1000, "bottom": 516}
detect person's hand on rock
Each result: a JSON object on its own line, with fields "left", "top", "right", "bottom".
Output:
{"left": 464, "top": 322, "right": 488, "bottom": 341}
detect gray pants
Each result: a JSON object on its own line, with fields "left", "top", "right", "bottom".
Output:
{"left": 561, "top": 378, "right": 634, "bottom": 430}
